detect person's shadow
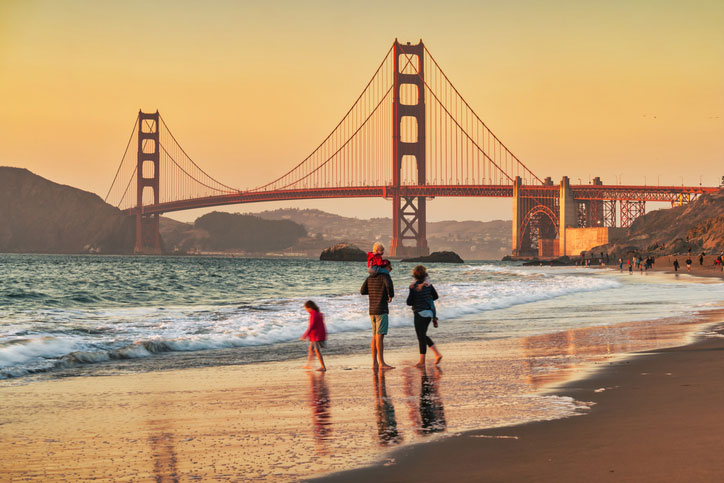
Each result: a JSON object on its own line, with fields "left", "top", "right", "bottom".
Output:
{"left": 307, "top": 372, "right": 332, "bottom": 453}
{"left": 373, "top": 370, "right": 401, "bottom": 446}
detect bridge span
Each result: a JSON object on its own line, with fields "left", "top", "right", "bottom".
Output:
{"left": 105, "top": 40, "right": 718, "bottom": 256}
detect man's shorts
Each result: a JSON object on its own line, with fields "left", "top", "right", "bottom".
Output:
{"left": 370, "top": 314, "right": 389, "bottom": 335}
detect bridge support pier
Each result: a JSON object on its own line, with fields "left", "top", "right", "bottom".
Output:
{"left": 134, "top": 110, "right": 162, "bottom": 254}
{"left": 390, "top": 40, "right": 429, "bottom": 258}
{"left": 559, "top": 176, "right": 576, "bottom": 257}
{"left": 511, "top": 177, "right": 523, "bottom": 256}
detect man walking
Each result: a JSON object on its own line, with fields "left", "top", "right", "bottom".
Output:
{"left": 361, "top": 264, "right": 395, "bottom": 370}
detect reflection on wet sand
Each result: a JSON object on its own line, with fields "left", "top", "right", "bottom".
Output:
{"left": 147, "top": 428, "right": 179, "bottom": 483}
{"left": 373, "top": 370, "right": 401, "bottom": 446}
{"left": 146, "top": 397, "right": 179, "bottom": 482}
{"left": 403, "top": 366, "right": 446, "bottom": 436}
{"left": 308, "top": 371, "right": 332, "bottom": 453}
{"left": 519, "top": 316, "right": 706, "bottom": 389}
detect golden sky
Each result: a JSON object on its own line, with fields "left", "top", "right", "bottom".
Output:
{"left": 1, "top": 0, "right": 722, "bottom": 222}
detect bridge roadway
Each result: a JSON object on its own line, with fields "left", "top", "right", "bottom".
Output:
{"left": 125, "top": 184, "right": 718, "bottom": 216}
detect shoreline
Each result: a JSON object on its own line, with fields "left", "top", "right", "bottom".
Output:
{"left": 2, "top": 310, "right": 719, "bottom": 480}
{"left": 313, "top": 313, "right": 724, "bottom": 482}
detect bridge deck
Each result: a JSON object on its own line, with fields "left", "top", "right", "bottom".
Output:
{"left": 124, "top": 184, "right": 719, "bottom": 215}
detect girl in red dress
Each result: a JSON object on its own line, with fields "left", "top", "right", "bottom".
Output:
{"left": 301, "top": 300, "right": 327, "bottom": 371}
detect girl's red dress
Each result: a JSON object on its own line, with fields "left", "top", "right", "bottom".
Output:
{"left": 302, "top": 310, "right": 327, "bottom": 342}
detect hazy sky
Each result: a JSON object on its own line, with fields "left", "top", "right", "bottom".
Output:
{"left": 1, "top": 0, "right": 722, "bottom": 222}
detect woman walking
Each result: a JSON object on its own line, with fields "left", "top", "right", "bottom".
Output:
{"left": 406, "top": 265, "right": 443, "bottom": 367}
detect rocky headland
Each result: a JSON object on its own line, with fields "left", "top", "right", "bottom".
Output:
{"left": 588, "top": 190, "right": 724, "bottom": 260}
{"left": 0, "top": 167, "right": 135, "bottom": 254}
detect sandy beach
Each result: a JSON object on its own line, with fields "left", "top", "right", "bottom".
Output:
{"left": 317, "top": 314, "right": 724, "bottom": 482}
{"left": 2, "top": 301, "right": 722, "bottom": 481}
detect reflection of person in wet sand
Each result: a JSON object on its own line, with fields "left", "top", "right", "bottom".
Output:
{"left": 307, "top": 372, "right": 332, "bottom": 452}
{"left": 403, "top": 366, "right": 446, "bottom": 436}
{"left": 372, "top": 370, "right": 400, "bottom": 446}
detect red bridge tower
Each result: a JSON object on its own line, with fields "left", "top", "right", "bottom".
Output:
{"left": 390, "top": 40, "right": 429, "bottom": 257}
{"left": 135, "top": 110, "right": 162, "bottom": 254}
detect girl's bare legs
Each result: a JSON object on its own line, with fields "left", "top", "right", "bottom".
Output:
{"left": 314, "top": 342, "right": 326, "bottom": 372}
{"left": 303, "top": 343, "right": 314, "bottom": 369}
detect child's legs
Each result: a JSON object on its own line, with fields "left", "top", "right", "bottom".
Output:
{"left": 312, "top": 341, "right": 326, "bottom": 368}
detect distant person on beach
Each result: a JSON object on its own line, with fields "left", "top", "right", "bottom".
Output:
{"left": 406, "top": 265, "right": 442, "bottom": 367}
{"left": 628, "top": 259, "right": 633, "bottom": 274}
{"left": 361, "top": 252, "right": 395, "bottom": 370}
{"left": 673, "top": 259, "right": 680, "bottom": 272}
{"left": 686, "top": 257, "right": 692, "bottom": 271}
{"left": 301, "top": 300, "right": 327, "bottom": 372}
{"left": 700, "top": 253, "right": 705, "bottom": 266}
{"left": 618, "top": 258, "right": 623, "bottom": 271}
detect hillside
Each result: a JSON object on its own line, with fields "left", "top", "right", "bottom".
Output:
{"left": 254, "top": 208, "right": 512, "bottom": 259}
{"left": 160, "top": 208, "right": 512, "bottom": 259}
{"left": 0, "top": 167, "right": 135, "bottom": 254}
{"left": 160, "top": 212, "right": 307, "bottom": 253}
{"left": 590, "top": 190, "right": 724, "bottom": 258}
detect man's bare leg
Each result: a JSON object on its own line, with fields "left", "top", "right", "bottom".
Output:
{"left": 377, "top": 334, "right": 394, "bottom": 369}
{"left": 371, "top": 337, "right": 379, "bottom": 370}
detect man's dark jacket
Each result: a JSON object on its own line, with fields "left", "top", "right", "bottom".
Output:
{"left": 360, "top": 272, "right": 394, "bottom": 315}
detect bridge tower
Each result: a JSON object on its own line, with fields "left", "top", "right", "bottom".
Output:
{"left": 134, "top": 110, "right": 162, "bottom": 254}
{"left": 390, "top": 40, "right": 429, "bottom": 258}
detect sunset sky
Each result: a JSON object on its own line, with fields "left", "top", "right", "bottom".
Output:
{"left": 1, "top": 0, "right": 722, "bottom": 222}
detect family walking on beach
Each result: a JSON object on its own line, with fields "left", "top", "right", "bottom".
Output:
{"left": 300, "top": 242, "right": 443, "bottom": 371}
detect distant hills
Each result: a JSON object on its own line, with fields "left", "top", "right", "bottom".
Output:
{"left": 14, "top": 166, "right": 721, "bottom": 260}
{"left": 249, "top": 208, "right": 512, "bottom": 259}
{"left": 0, "top": 166, "right": 512, "bottom": 258}
{"left": 0, "top": 167, "right": 135, "bottom": 254}
{"left": 161, "top": 211, "right": 307, "bottom": 253}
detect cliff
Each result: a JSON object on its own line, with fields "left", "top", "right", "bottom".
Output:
{"left": 590, "top": 189, "right": 724, "bottom": 258}
{"left": 0, "top": 167, "right": 135, "bottom": 254}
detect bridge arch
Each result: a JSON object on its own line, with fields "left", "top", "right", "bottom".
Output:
{"left": 517, "top": 204, "right": 559, "bottom": 255}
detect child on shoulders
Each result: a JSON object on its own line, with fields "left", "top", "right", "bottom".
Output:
{"left": 367, "top": 242, "right": 391, "bottom": 275}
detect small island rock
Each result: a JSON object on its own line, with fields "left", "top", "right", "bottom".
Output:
{"left": 401, "top": 251, "right": 464, "bottom": 263}
{"left": 319, "top": 243, "right": 367, "bottom": 261}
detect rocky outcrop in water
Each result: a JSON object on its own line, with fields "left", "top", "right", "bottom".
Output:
{"left": 401, "top": 251, "right": 464, "bottom": 263}
{"left": 0, "top": 167, "right": 135, "bottom": 254}
{"left": 319, "top": 243, "right": 366, "bottom": 261}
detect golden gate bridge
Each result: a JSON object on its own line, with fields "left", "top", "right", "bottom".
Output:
{"left": 105, "top": 40, "right": 718, "bottom": 256}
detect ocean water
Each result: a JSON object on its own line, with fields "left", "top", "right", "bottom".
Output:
{"left": 2, "top": 254, "right": 724, "bottom": 381}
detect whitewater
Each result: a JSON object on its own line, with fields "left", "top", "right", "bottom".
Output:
{"left": 2, "top": 254, "right": 724, "bottom": 381}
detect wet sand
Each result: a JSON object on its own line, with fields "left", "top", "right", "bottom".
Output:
{"left": 316, "top": 311, "right": 724, "bottom": 482}
{"left": 1, "top": 308, "right": 719, "bottom": 481}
